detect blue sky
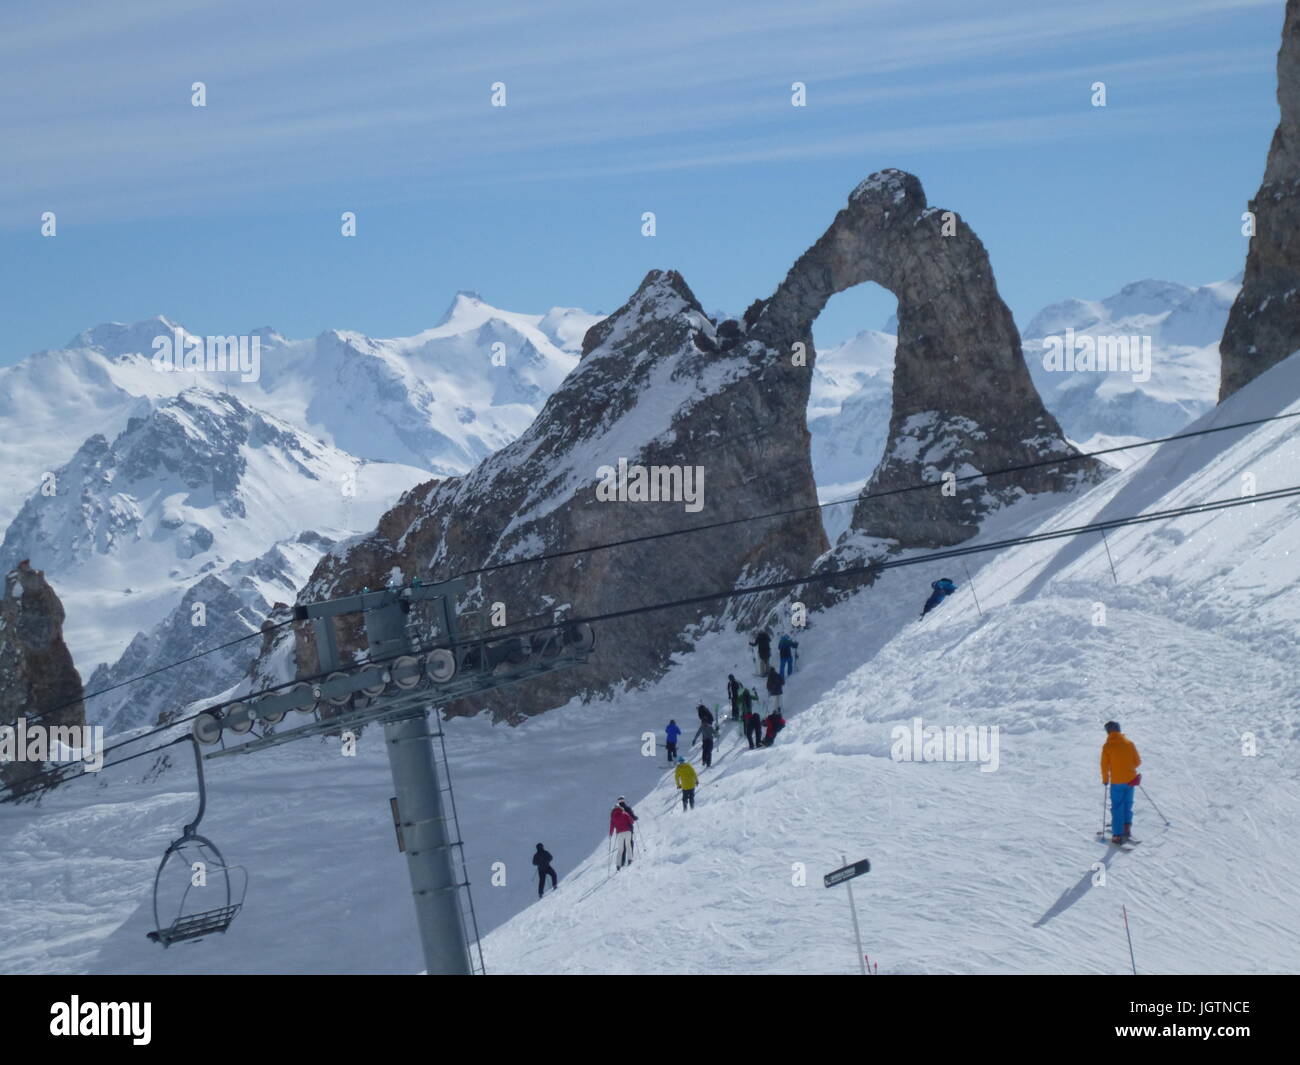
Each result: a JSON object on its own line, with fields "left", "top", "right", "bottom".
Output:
{"left": 0, "top": 0, "right": 1286, "bottom": 364}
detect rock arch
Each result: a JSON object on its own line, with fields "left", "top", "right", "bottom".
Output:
{"left": 746, "top": 168, "right": 1102, "bottom": 549}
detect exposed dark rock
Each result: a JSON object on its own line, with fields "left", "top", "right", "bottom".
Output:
{"left": 1220, "top": 0, "right": 1300, "bottom": 400}
{"left": 0, "top": 561, "right": 85, "bottom": 793}
{"left": 289, "top": 269, "right": 828, "bottom": 720}
{"left": 749, "top": 168, "right": 1101, "bottom": 561}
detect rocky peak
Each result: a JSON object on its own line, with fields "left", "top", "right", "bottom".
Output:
{"left": 284, "top": 261, "right": 826, "bottom": 718}
{"left": 579, "top": 269, "right": 705, "bottom": 358}
{"left": 749, "top": 167, "right": 1102, "bottom": 552}
{"left": 0, "top": 561, "right": 85, "bottom": 793}
{"left": 1220, "top": 0, "right": 1300, "bottom": 399}
{"left": 438, "top": 290, "right": 489, "bottom": 326}
{"left": 66, "top": 316, "right": 187, "bottom": 358}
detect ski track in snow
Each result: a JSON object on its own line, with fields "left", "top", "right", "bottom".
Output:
{"left": 3, "top": 356, "right": 1300, "bottom": 975}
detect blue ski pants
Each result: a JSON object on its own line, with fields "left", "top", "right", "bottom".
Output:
{"left": 780, "top": 652, "right": 794, "bottom": 676}
{"left": 1110, "top": 783, "right": 1135, "bottom": 836}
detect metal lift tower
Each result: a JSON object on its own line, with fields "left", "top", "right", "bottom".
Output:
{"left": 187, "top": 577, "right": 595, "bottom": 975}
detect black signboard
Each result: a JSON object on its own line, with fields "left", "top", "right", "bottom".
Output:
{"left": 823, "top": 858, "right": 870, "bottom": 887}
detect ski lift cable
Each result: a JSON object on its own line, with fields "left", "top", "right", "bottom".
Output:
{"left": 24, "top": 619, "right": 296, "bottom": 730}
{"left": 9, "top": 482, "right": 1294, "bottom": 805}
{"left": 18, "top": 407, "right": 1296, "bottom": 729}
{"left": 435, "top": 408, "right": 1300, "bottom": 582}
{"left": 476, "top": 483, "right": 1300, "bottom": 643}
{"left": 25, "top": 576, "right": 452, "bottom": 732}
{"left": 2, "top": 733, "right": 191, "bottom": 803}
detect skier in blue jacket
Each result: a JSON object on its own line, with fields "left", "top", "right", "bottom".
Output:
{"left": 778, "top": 634, "right": 799, "bottom": 677}
{"left": 665, "top": 720, "right": 682, "bottom": 763}
{"left": 921, "top": 578, "right": 957, "bottom": 616}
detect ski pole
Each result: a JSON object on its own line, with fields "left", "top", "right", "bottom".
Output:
{"left": 1139, "top": 784, "right": 1172, "bottom": 826}
{"left": 1121, "top": 905, "right": 1137, "bottom": 975}
{"left": 1101, "top": 785, "right": 1108, "bottom": 837}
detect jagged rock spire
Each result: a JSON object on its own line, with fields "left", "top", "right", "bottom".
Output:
{"left": 1220, "top": 0, "right": 1300, "bottom": 400}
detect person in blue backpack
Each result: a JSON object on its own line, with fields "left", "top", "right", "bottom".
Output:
{"left": 778, "top": 633, "right": 799, "bottom": 677}
{"left": 665, "top": 719, "right": 682, "bottom": 763}
{"left": 921, "top": 578, "right": 957, "bottom": 616}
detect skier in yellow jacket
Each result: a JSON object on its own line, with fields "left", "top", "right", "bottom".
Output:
{"left": 1100, "top": 721, "right": 1142, "bottom": 844}
{"left": 674, "top": 757, "right": 698, "bottom": 811}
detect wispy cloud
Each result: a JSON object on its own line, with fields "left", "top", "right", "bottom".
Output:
{"left": 0, "top": 0, "right": 1278, "bottom": 228}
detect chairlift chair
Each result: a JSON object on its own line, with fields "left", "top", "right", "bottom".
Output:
{"left": 147, "top": 738, "right": 247, "bottom": 947}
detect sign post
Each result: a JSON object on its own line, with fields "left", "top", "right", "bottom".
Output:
{"left": 824, "top": 854, "right": 871, "bottom": 975}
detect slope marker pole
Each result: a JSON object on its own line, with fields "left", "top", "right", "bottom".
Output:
{"left": 1122, "top": 905, "right": 1137, "bottom": 975}
{"left": 1100, "top": 529, "right": 1119, "bottom": 583}
{"left": 842, "top": 853, "right": 867, "bottom": 976}
{"left": 960, "top": 560, "right": 983, "bottom": 617}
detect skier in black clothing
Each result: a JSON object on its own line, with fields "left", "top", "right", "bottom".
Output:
{"left": 727, "top": 674, "right": 742, "bottom": 719}
{"left": 765, "top": 666, "right": 785, "bottom": 713}
{"left": 742, "top": 707, "right": 760, "bottom": 749}
{"left": 750, "top": 629, "right": 772, "bottom": 674}
{"left": 532, "top": 843, "right": 557, "bottom": 898}
{"left": 692, "top": 705, "right": 715, "bottom": 768}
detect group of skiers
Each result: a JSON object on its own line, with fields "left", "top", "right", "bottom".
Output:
{"left": 532, "top": 720, "right": 1151, "bottom": 899}
{"left": 532, "top": 604, "right": 1150, "bottom": 902}
{"left": 657, "top": 628, "right": 800, "bottom": 814}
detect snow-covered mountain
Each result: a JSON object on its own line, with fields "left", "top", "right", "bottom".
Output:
{"left": 0, "top": 296, "right": 599, "bottom": 704}
{"left": 5, "top": 346, "right": 1298, "bottom": 975}
{"left": 0, "top": 389, "right": 428, "bottom": 672}
{"left": 83, "top": 531, "right": 335, "bottom": 734}
{"left": 0, "top": 296, "right": 599, "bottom": 531}
{"left": 241, "top": 293, "right": 593, "bottom": 475}
{"left": 807, "top": 329, "right": 895, "bottom": 542}
{"left": 1021, "top": 277, "right": 1239, "bottom": 451}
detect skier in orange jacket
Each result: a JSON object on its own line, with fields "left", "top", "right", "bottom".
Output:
{"left": 1100, "top": 722, "right": 1142, "bottom": 844}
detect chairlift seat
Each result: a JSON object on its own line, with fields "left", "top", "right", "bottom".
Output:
{"left": 147, "top": 738, "right": 248, "bottom": 948}
{"left": 148, "top": 902, "right": 242, "bottom": 946}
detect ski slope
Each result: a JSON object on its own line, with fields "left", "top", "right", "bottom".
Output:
{"left": 2, "top": 352, "right": 1299, "bottom": 976}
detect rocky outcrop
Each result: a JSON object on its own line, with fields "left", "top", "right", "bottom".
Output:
{"left": 1, "top": 561, "right": 86, "bottom": 793}
{"left": 1220, "top": 0, "right": 1300, "bottom": 400}
{"left": 290, "top": 269, "right": 829, "bottom": 720}
{"left": 278, "top": 170, "right": 1094, "bottom": 720}
{"left": 750, "top": 169, "right": 1100, "bottom": 555}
